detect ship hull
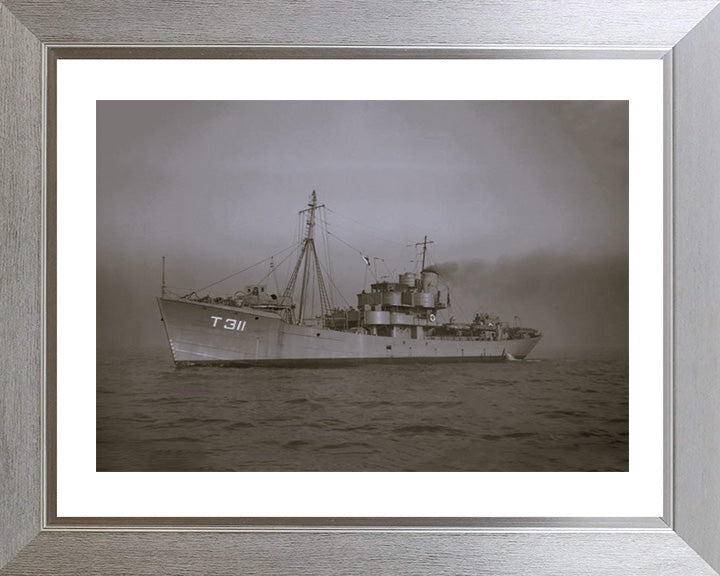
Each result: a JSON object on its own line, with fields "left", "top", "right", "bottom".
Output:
{"left": 158, "top": 298, "right": 541, "bottom": 366}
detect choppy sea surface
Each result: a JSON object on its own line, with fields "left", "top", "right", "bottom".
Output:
{"left": 97, "top": 348, "right": 628, "bottom": 472}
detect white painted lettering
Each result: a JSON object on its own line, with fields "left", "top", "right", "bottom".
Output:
{"left": 211, "top": 316, "right": 246, "bottom": 332}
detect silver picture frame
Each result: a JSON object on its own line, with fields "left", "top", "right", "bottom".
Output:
{"left": 2, "top": 1, "right": 720, "bottom": 574}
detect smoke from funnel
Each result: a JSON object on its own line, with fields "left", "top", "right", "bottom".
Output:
{"left": 432, "top": 251, "right": 628, "bottom": 352}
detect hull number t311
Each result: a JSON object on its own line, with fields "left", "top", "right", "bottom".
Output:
{"left": 210, "top": 316, "right": 247, "bottom": 331}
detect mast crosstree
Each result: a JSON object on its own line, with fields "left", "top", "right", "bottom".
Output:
{"left": 281, "top": 191, "right": 332, "bottom": 325}
{"left": 415, "top": 235, "right": 434, "bottom": 271}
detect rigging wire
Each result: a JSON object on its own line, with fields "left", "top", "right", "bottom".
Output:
{"left": 325, "top": 207, "right": 408, "bottom": 248}
{"left": 328, "top": 230, "right": 381, "bottom": 284}
{"left": 325, "top": 230, "right": 378, "bottom": 282}
{"left": 315, "top": 255, "right": 353, "bottom": 309}
{"left": 370, "top": 257, "right": 394, "bottom": 282}
{"left": 383, "top": 262, "right": 397, "bottom": 280}
{"left": 182, "top": 199, "right": 416, "bottom": 313}
{"left": 310, "top": 261, "right": 316, "bottom": 318}
{"left": 326, "top": 229, "right": 364, "bottom": 256}
{"left": 270, "top": 257, "right": 280, "bottom": 294}
{"left": 280, "top": 243, "right": 301, "bottom": 299}
{"left": 295, "top": 211, "right": 303, "bottom": 245}
{"left": 319, "top": 207, "right": 335, "bottom": 308}
{"left": 183, "top": 241, "right": 300, "bottom": 297}
{"left": 256, "top": 244, "right": 302, "bottom": 289}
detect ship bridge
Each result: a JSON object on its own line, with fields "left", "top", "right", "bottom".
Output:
{"left": 356, "top": 270, "right": 448, "bottom": 338}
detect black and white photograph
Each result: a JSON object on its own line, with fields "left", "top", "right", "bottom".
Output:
{"left": 7, "top": 1, "right": 720, "bottom": 573}
{"left": 96, "top": 100, "right": 629, "bottom": 472}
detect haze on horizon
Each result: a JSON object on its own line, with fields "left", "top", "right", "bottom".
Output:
{"left": 97, "top": 100, "right": 628, "bottom": 354}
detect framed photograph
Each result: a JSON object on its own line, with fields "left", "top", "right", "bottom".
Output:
{"left": 2, "top": 2, "right": 720, "bottom": 574}
{"left": 65, "top": 62, "right": 655, "bottom": 519}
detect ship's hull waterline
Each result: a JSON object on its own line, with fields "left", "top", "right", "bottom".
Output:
{"left": 158, "top": 298, "right": 541, "bottom": 367}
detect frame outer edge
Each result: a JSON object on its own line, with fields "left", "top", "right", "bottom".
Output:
{"left": 1, "top": 0, "right": 719, "bottom": 46}
{"left": 2, "top": 531, "right": 720, "bottom": 576}
{"left": 0, "top": 2, "right": 43, "bottom": 570}
{"left": 0, "top": 0, "right": 719, "bottom": 574}
{"left": 672, "top": 3, "right": 720, "bottom": 573}
{"left": 36, "top": 48, "right": 719, "bottom": 576}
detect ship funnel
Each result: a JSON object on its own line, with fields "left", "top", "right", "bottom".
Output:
{"left": 421, "top": 270, "right": 439, "bottom": 292}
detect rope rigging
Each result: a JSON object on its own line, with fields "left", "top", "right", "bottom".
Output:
{"left": 325, "top": 230, "right": 379, "bottom": 283}
{"left": 324, "top": 207, "right": 408, "bottom": 248}
{"left": 182, "top": 241, "right": 300, "bottom": 298}
{"left": 256, "top": 245, "right": 302, "bottom": 290}
{"left": 315, "top": 251, "right": 353, "bottom": 309}
{"left": 179, "top": 193, "right": 412, "bottom": 320}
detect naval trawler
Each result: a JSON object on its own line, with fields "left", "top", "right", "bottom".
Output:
{"left": 158, "top": 192, "right": 541, "bottom": 366}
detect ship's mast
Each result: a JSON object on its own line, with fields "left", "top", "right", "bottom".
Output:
{"left": 416, "top": 235, "right": 434, "bottom": 271}
{"left": 297, "top": 192, "right": 319, "bottom": 322}
{"left": 282, "top": 191, "right": 332, "bottom": 325}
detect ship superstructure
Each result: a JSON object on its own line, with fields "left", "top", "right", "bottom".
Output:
{"left": 158, "top": 192, "right": 541, "bottom": 366}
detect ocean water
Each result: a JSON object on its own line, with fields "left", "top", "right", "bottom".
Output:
{"left": 96, "top": 348, "right": 628, "bottom": 472}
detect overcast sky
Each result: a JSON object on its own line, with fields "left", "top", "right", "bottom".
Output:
{"left": 97, "top": 100, "right": 628, "bottom": 352}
